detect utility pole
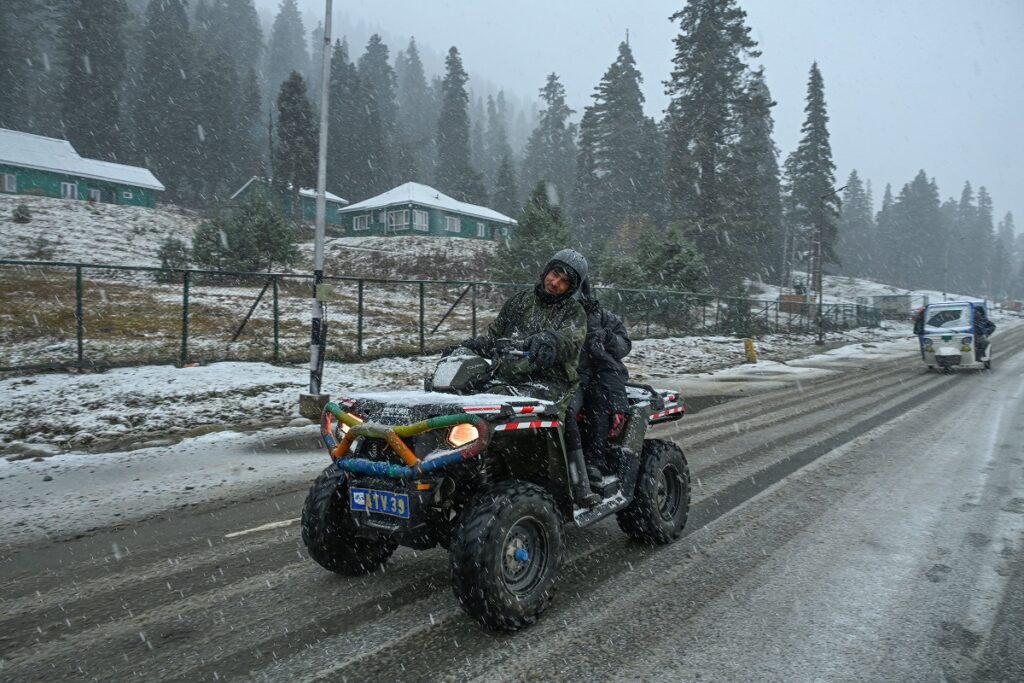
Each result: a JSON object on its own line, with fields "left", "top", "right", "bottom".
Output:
{"left": 300, "top": 0, "right": 333, "bottom": 418}
{"left": 816, "top": 185, "right": 846, "bottom": 345}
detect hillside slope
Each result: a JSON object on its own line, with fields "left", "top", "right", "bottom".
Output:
{"left": 0, "top": 195, "right": 496, "bottom": 279}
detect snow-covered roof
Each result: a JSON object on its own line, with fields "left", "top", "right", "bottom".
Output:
{"left": 0, "top": 127, "right": 165, "bottom": 191}
{"left": 340, "top": 182, "right": 516, "bottom": 224}
{"left": 230, "top": 176, "right": 349, "bottom": 205}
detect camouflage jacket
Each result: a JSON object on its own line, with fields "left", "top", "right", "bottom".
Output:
{"left": 480, "top": 287, "right": 587, "bottom": 408}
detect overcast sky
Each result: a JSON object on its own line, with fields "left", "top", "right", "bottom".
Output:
{"left": 268, "top": 0, "right": 1022, "bottom": 231}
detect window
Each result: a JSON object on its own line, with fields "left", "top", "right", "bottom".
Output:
{"left": 122, "top": 190, "right": 133, "bottom": 199}
{"left": 476, "top": 222, "right": 487, "bottom": 238}
{"left": 387, "top": 209, "right": 410, "bottom": 230}
{"left": 444, "top": 215, "right": 461, "bottom": 233}
{"left": 353, "top": 214, "right": 370, "bottom": 231}
{"left": 88, "top": 188, "right": 102, "bottom": 202}
{"left": 61, "top": 182, "right": 78, "bottom": 199}
{"left": 413, "top": 209, "right": 429, "bottom": 231}
{"left": 1, "top": 173, "right": 15, "bottom": 193}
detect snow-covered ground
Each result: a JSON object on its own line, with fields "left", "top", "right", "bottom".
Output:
{"left": 0, "top": 194, "right": 201, "bottom": 266}
{"left": 0, "top": 323, "right": 923, "bottom": 546}
{"left": 0, "top": 318, "right": 932, "bottom": 461}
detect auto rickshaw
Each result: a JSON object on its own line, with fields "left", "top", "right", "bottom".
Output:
{"left": 918, "top": 300, "right": 993, "bottom": 372}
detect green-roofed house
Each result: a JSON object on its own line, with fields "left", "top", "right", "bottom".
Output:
{"left": 230, "top": 176, "right": 349, "bottom": 226}
{"left": 339, "top": 182, "right": 516, "bottom": 239}
{"left": 0, "top": 127, "right": 164, "bottom": 206}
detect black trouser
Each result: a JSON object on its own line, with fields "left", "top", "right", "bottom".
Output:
{"left": 565, "top": 387, "right": 614, "bottom": 472}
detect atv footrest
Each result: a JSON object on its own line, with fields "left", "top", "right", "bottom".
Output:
{"left": 593, "top": 476, "right": 620, "bottom": 499}
{"left": 573, "top": 491, "right": 628, "bottom": 528}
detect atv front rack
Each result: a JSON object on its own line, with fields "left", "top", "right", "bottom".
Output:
{"left": 320, "top": 402, "right": 491, "bottom": 479}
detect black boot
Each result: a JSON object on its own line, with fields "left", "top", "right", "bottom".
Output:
{"left": 568, "top": 449, "right": 600, "bottom": 507}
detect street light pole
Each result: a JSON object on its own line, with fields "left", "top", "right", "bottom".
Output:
{"left": 302, "top": 0, "right": 333, "bottom": 415}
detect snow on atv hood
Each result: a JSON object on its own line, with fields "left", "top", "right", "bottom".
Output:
{"left": 342, "top": 390, "right": 551, "bottom": 408}
{"left": 339, "top": 391, "right": 554, "bottom": 424}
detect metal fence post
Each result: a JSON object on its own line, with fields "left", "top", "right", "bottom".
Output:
{"left": 272, "top": 276, "right": 280, "bottom": 363}
{"left": 419, "top": 281, "right": 425, "bottom": 355}
{"left": 471, "top": 283, "right": 477, "bottom": 338}
{"left": 75, "top": 265, "right": 84, "bottom": 368}
{"left": 180, "top": 270, "right": 190, "bottom": 366}
{"left": 357, "top": 279, "right": 364, "bottom": 357}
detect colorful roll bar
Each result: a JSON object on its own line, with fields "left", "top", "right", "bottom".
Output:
{"left": 320, "top": 402, "right": 490, "bottom": 480}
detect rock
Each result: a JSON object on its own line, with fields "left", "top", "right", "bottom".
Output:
{"left": 42, "top": 475, "right": 53, "bottom": 482}
{"left": 288, "top": 417, "right": 314, "bottom": 427}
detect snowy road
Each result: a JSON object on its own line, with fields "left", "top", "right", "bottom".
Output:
{"left": 2, "top": 328, "right": 1023, "bottom": 681}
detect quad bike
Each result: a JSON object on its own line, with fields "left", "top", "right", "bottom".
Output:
{"left": 301, "top": 340, "right": 690, "bottom": 631}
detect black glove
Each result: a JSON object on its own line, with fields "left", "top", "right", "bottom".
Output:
{"left": 526, "top": 331, "right": 558, "bottom": 369}
{"left": 461, "top": 336, "right": 490, "bottom": 354}
{"left": 585, "top": 330, "right": 606, "bottom": 354}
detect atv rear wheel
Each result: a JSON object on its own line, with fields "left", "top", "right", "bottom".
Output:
{"left": 616, "top": 439, "right": 690, "bottom": 544}
{"left": 450, "top": 480, "right": 563, "bottom": 631}
{"left": 301, "top": 466, "right": 396, "bottom": 575}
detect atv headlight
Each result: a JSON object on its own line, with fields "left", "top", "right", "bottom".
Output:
{"left": 338, "top": 412, "right": 363, "bottom": 436}
{"left": 447, "top": 423, "right": 480, "bottom": 448}
{"left": 962, "top": 336, "right": 973, "bottom": 345}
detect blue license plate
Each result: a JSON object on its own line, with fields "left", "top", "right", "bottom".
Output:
{"left": 350, "top": 487, "right": 410, "bottom": 519}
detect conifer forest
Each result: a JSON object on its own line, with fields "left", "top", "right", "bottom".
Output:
{"left": 1, "top": 0, "right": 1020, "bottom": 299}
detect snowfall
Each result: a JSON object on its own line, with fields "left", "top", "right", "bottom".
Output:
{"left": 1, "top": 194, "right": 1016, "bottom": 545}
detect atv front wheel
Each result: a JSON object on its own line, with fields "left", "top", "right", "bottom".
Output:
{"left": 616, "top": 439, "right": 690, "bottom": 544}
{"left": 301, "top": 466, "right": 396, "bottom": 575}
{"left": 450, "top": 480, "right": 563, "bottom": 631}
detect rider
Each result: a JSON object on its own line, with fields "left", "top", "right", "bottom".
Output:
{"left": 454, "top": 249, "right": 598, "bottom": 506}
{"left": 973, "top": 306, "right": 996, "bottom": 360}
{"left": 570, "top": 277, "right": 632, "bottom": 489}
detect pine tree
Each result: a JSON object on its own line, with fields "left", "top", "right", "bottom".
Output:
{"left": 0, "top": 1, "right": 61, "bottom": 135}
{"left": 636, "top": 221, "right": 707, "bottom": 292}
{"left": 272, "top": 72, "right": 317, "bottom": 223}
{"left": 327, "top": 40, "right": 366, "bottom": 201}
{"left": 782, "top": 62, "right": 840, "bottom": 294}
{"left": 356, "top": 34, "right": 398, "bottom": 194}
{"left": 435, "top": 47, "right": 486, "bottom": 204}
{"left": 205, "top": 0, "right": 263, "bottom": 72}
{"left": 191, "top": 194, "right": 296, "bottom": 272}
{"left": 192, "top": 44, "right": 246, "bottom": 201}
{"left": 491, "top": 153, "right": 519, "bottom": 218}
{"left": 873, "top": 184, "right": 896, "bottom": 283}
{"left": 493, "top": 181, "right": 573, "bottom": 284}
{"left": 836, "top": 170, "right": 875, "bottom": 278}
{"left": 58, "top": 0, "right": 128, "bottom": 161}
{"left": 574, "top": 41, "right": 662, "bottom": 252}
{"left": 522, "top": 74, "right": 577, "bottom": 212}
{"left": 888, "top": 171, "right": 942, "bottom": 290}
{"left": 723, "top": 67, "right": 782, "bottom": 282}
{"left": 470, "top": 95, "right": 488, "bottom": 193}
{"left": 994, "top": 212, "right": 1017, "bottom": 298}
{"left": 395, "top": 38, "right": 436, "bottom": 183}
{"left": 264, "top": 0, "right": 308, "bottom": 113}
{"left": 484, "top": 93, "right": 513, "bottom": 190}
{"left": 132, "top": 0, "right": 199, "bottom": 201}
{"left": 665, "top": 0, "right": 759, "bottom": 284}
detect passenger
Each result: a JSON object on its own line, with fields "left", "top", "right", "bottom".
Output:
{"left": 911, "top": 306, "right": 926, "bottom": 359}
{"left": 569, "top": 278, "right": 632, "bottom": 489}
{"left": 973, "top": 307, "right": 995, "bottom": 360}
{"left": 453, "top": 249, "right": 598, "bottom": 506}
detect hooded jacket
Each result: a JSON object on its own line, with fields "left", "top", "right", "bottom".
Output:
{"left": 577, "top": 279, "right": 631, "bottom": 412}
{"left": 464, "top": 252, "right": 588, "bottom": 410}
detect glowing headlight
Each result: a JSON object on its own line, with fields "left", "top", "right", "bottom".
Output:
{"left": 447, "top": 423, "right": 480, "bottom": 447}
{"left": 339, "top": 412, "right": 363, "bottom": 436}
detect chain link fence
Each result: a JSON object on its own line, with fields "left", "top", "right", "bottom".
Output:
{"left": 0, "top": 259, "right": 881, "bottom": 372}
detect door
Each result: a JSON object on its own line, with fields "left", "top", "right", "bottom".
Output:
{"left": 88, "top": 188, "right": 102, "bottom": 202}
